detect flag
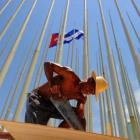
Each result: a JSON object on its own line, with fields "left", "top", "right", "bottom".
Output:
{"left": 49, "top": 33, "right": 59, "bottom": 48}
{"left": 49, "top": 29, "right": 84, "bottom": 48}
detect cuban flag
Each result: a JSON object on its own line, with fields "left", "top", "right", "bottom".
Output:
{"left": 49, "top": 29, "right": 84, "bottom": 48}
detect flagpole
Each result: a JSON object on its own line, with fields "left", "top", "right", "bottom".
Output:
{"left": 57, "top": 0, "right": 69, "bottom": 64}
{"left": 131, "top": 0, "right": 140, "bottom": 18}
{"left": 105, "top": 67, "right": 117, "bottom": 136}
{"left": 75, "top": 48, "right": 78, "bottom": 74}
{"left": 49, "top": 1, "right": 68, "bottom": 126}
{"left": 70, "top": 22, "right": 76, "bottom": 69}
{"left": 120, "top": 49, "right": 140, "bottom": 137}
{"left": 109, "top": 10, "right": 139, "bottom": 139}
{"left": 126, "top": 11, "right": 140, "bottom": 44}
{"left": 0, "top": 25, "right": 18, "bottom": 62}
{"left": 12, "top": 0, "right": 55, "bottom": 122}
{"left": 126, "top": 69, "right": 140, "bottom": 130}
{"left": 96, "top": 53, "right": 104, "bottom": 134}
{"left": 4, "top": 26, "right": 40, "bottom": 121}
{"left": 114, "top": 0, "right": 140, "bottom": 86}
{"left": 34, "top": 24, "right": 53, "bottom": 88}
{"left": 66, "top": 43, "right": 71, "bottom": 66}
{"left": 0, "top": 0, "right": 11, "bottom": 15}
{"left": 54, "top": 8, "right": 64, "bottom": 62}
{"left": 83, "top": 0, "right": 89, "bottom": 132}
{"left": 112, "top": 51, "right": 130, "bottom": 138}
{"left": 0, "top": 0, "right": 25, "bottom": 41}
{"left": 38, "top": 34, "right": 52, "bottom": 87}
{"left": 97, "top": 23, "right": 114, "bottom": 136}
{"left": 87, "top": 10, "right": 91, "bottom": 77}
{"left": 0, "top": 45, "right": 28, "bottom": 119}
{"left": 99, "top": 50, "right": 107, "bottom": 135}
{"left": 83, "top": 0, "right": 88, "bottom": 79}
{"left": 0, "top": 0, "right": 37, "bottom": 90}
{"left": 87, "top": 9, "right": 93, "bottom": 132}
{"left": 78, "top": 50, "right": 80, "bottom": 76}
{"left": 98, "top": 0, "right": 127, "bottom": 137}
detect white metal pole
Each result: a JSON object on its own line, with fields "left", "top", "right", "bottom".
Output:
{"left": 0, "top": 45, "right": 28, "bottom": 119}
{"left": 75, "top": 48, "right": 78, "bottom": 74}
{"left": 109, "top": 11, "right": 138, "bottom": 139}
{"left": 112, "top": 51, "right": 130, "bottom": 138}
{"left": 0, "top": 0, "right": 25, "bottom": 41}
{"left": 54, "top": 8, "right": 64, "bottom": 62}
{"left": 48, "top": 1, "right": 68, "bottom": 127}
{"left": 0, "top": 25, "right": 18, "bottom": 62}
{"left": 4, "top": 26, "right": 40, "bottom": 120}
{"left": 70, "top": 23, "right": 76, "bottom": 69}
{"left": 38, "top": 34, "right": 52, "bottom": 87}
{"left": 0, "top": 0, "right": 37, "bottom": 89}
{"left": 131, "top": 0, "right": 140, "bottom": 18}
{"left": 78, "top": 51, "right": 80, "bottom": 76}
{"left": 122, "top": 57, "right": 140, "bottom": 136}
{"left": 99, "top": 51, "right": 107, "bottom": 135}
{"left": 97, "top": 23, "right": 114, "bottom": 136}
{"left": 96, "top": 54, "right": 104, "bottom": 134}
{"left": 66, "top": 43, "right": 71, "bottom": 66}
{"left": 105, "top": 67, "right": 117, "bottom": 136}
{"left": 126, "top": 11, "right": 140, "bottom": 44}
{"left": 57, "top": 0, "right": 69, "bottom": 64}
{"left": 98, "top": 0, "right": 127, "bottom": 137}
{"left": 0, "top": 0, "right": 11, "bottom": 15}
{"left": 114, "top": 0, "right": 140, "bottom": 86}
{"left": 12, "top": 0, "right": 55, "bottom": 122}
{"left": 34, "top": 24, "right": 53, "bottom": 88}
{"left": 87, "top": 10, "right": 93, "bottom": 132}
{"left": 83, "top": 0, "right": 88, "bottom": 80}
{"left": 83, "top": 0, "right": 89, "bottom": 131}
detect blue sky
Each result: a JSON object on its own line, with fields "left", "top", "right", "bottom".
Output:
{"left": 0, "top": 0, "right": 140, "bottom": 135}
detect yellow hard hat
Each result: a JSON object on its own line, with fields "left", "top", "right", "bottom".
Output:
{"left": 92, "top": 70, "right": 109, "bottom": 101}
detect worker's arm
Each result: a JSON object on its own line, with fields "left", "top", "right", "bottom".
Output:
{"left": 76, "top": 96, "right": 87, "bottom": 131}
{"left": 44, "top": 61, "right": 73, "bottom": 99}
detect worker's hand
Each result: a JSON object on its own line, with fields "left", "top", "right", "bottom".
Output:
{"left": 49, "top": 82, "right": 66, "bottom": 101}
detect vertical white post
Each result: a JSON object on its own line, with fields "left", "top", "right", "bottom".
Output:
{"left": 12, "top": 0, "right": 55, "bottom": 121}
{"left": 96, "top": 54, "right": 104, "bottom": 134}
{"left": 70, "top": 23, "right": 76, "bottom": 69}
{"left": 131, "top": 0, "right": 140, "bottom": 18}
{"left": 0, "top": 0, "right": 26, "bottom": 41}
{"left": 54, "top": 8, "right": 64, "bottom": 62}
{"left": 0, "top": 0, "right": 37, "bottom": 89}
{"left": 66, "top": 43, "right": 71, "bottom": 66}
{"left": 34, "top": 25, "right": 53, "bottom": 88}
{"left": 0, "top": 0, "right": 11, "bottom": 15}
{"left": 83, "top": 0, "right": 89, "bottom": 131}
{"left": 112, "top": 51, "right": 130, "bottom": 138}
{"left": 0, "top": 45, "right": 28, "bottom": 119}
{"left": 114, "top": 0, "right": 140, "bottom": 86}
{"left": 57, "top": 0, "right": 69, "bottom": 64}
{"left": 0, "top": 25, "right": 18, "bottom": 61}
{"left": 105, "top": 67, "right": 117, "bottom": 136}
{"left": 87, "top": 10, "right": 93, "bottom": 132}
{"left": 4, "top": 26, "right": 40, "bottom": 120}
{"left": 97, "top": 23, "right": 114, "bottom": 136}
{"left": 109, "top": 11, "right": 139, "bottom": 139}
{"left": 83, "top": 0, "right": 88, "bottom": 79}
{"left": 99, "top": 51, "right": 107, "bottom": 135}
{"left": 126, "top": 12, "right": 140, "bottom": 44}
{"left": 98, "top": 0, "right": 127, "bottom": 137}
